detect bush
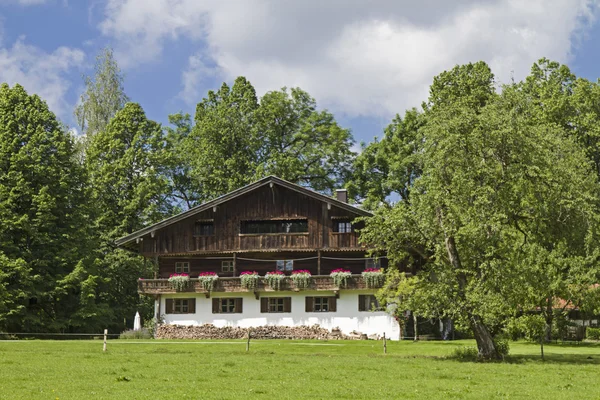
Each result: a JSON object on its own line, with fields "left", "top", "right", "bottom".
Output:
{"left": 120, "top": 328, "right": 153, "bottom": 339}
{"left": 451, "top": 346, "right": 479, "bottom": 361}
{"left": 495, "top": 338, "right": 510, "bottom": 357}
{"left": 586, "top": 327, "right": 600, "bottom": 340}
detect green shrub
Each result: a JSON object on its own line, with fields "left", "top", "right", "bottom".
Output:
{"left": 120, "top": 328, "right": 153, "bottom": 339}
{"left": 586, "top": 327, "right": 600, "bottom": 340}
{"left": 494, "top": 338, "right": 510, "bottom": 357}
{"left": 451, "top": 346, "right": 479, "bottom": 361}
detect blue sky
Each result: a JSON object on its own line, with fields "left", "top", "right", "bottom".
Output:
{"left": 1, "top": 0, "right": 600, "bottom": 146}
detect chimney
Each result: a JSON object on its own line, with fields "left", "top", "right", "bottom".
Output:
{"left": 336, "top": 189, "right": 348, "bottom": 203}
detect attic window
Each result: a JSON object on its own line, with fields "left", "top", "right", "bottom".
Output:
{"left": 240, "top": 219, "right": 308, "bottom": 234}
{"left": 334, "top": 220, "right": 352, "bottom": 233}
{"left": 195, "top": 221, "right": 214, "bottom": 236}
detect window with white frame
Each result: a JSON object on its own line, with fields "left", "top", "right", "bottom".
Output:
{"left": 334, "top": 220, "right": 352, "bottom": 233}
{"left": 314, "top": 297, "right": 329, "bottom": 312}
{"left": 222, "top": 260, "right": 234, "bottom": 273}
{"left": 175, "top": 262, "right": 190, "bottom": 273}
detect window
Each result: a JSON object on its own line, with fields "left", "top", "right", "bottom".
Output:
{"left": 175, "top": 262, "right": 190, "bottom": 273}
{"left": 365, "top": 258, "right": 381, "bottom": 269}
{"left": 212, "top": 298, "right": 243, "bottom": 314}
{"left": 276, "top": 260, "right": 294, "bottom": 271}
{"left": 195, "top": 221, "right": 214, "bottom": 236}
{"left": 261, "top": 297, "right": 292, "bottom": 313}
{"left": 305, "top": 296, "right": 337, "bottom": 312}
{"left": 222, "top": 261, "right": 234, "bottom": 273}
{"left": 334, "top": 220, "right": 352, "bottom": 233}
{"left": 240, "top": 219, "right": 308, "bottom": 234}
{"left": 165, "top": 298, "right": 195, "bottom": 314}
{"left": 358, "top": 295, "right": 382, "bottom": 312}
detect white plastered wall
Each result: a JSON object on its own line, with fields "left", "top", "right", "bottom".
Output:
{"left": 160, "top": 290, "right": 400, "bottom": 340}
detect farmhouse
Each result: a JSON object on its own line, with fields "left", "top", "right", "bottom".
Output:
{"left": 116, "top": 176, "right": 400, "bottom": 339}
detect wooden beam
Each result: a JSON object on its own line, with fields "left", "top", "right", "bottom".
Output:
{"left": 317, "top": 250, "right": 321, "bottom": 275}
{"left": 233, "top": 252, "right": 237, "bottom": 277}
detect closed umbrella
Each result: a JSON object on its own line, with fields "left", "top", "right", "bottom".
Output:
{"left": 133, "top": 311, "right": 141, "bottom": 331}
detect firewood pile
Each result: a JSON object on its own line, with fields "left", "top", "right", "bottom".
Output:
{"left": 155, "top": 324, "right": 368, "bottom": 340}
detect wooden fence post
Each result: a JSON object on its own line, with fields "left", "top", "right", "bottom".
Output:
{"left": 246, "top": 329, "right": 251, "bottom": 352}
{"left": 383, "top": 332, "right": 387, "bottom": 354}
{"left": 103, "top": 329, "right": 107, "bottom": 352}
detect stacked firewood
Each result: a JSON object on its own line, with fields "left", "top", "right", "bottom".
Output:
{"left": 155, "top": 324, "right": 369, "bottom": 340}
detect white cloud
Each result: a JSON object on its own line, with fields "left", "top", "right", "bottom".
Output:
{"left": 0, "top": 37, "right": 84, "bottom": 116}
{"left": 100, "top": 0, "right": 599, "bottom": 116}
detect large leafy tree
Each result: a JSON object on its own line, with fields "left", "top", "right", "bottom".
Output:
{"left": 362, "top": 62, "right": 600, "bottom": 358}
{"left": 347, "top": 108, "right": 422, "bottom": 209}
{"left": 0, "top": 84, "right": 90, "bottom": 332}
{"left": 85, "top": 102, "right": 169, "bottom": 331}
{"left": 254, "top": 87, "right": 354, "bottom": 193}
{"left": 75, "top": 47, "right": 129, "bottom": 142}
{"left": 182, "top": 77, "right": 355, "bottom": 203}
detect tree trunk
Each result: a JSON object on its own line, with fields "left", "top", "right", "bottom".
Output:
{"left": 544, "top": 298, "right": 553, "bottom": 342}
{"left": 444, "top": 234, "right": 500, "bottom": 359}
{"left": 470, "top": 314, "right": 501, "bottom": 360}
{"left": 413, "top": 312, "right": 418, "bottom": 341}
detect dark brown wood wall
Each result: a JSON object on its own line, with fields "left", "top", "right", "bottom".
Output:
{"left": 139, "top": 184, "right": 366, "bottom": 257}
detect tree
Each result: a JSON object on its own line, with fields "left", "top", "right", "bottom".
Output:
{"left": 183, "top": 77, "right": 355, "bottom": 202}
{"left": 0, "top": 84, "right": 90, "bottom": 332}
{"left": 361, "top": 62, "right": 600, "bottom": 359}
{"left": 164, "top": 112, "right": 201, "bottom": 210}
{"left": 85, "top": 102, "right": 169, "bottom": 331}
{"left": 254, "top": 87, "right": 354, "bottom": 193}
{"left": 75, "top": 47, "right": 129, "bottom": 142}
{"left": 347, "top": 109, "right": 423, "bottom": 209}
{"left": 183, "top": 77, "right": 260, "bottom": 201}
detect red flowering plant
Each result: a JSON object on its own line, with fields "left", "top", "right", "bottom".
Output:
{"left": 198, "top": 271, "right": 218, "bottom": 291}
{"left": 240, "top": 271, "right": 259, "bottom": 290}
{"left": 330, "top": 268, "right": 352, "bottom": 288}
{"left": 291, "top": 269, "right": 312, "bottom": 289}
{"left": 168, "top": 273, "right": 190, "bottom": 291}
{"left": 362, "top": 268, "right": 385, "bottom": 288}
{"left": 264, "top": 270, "right": 286, "bottom": 290}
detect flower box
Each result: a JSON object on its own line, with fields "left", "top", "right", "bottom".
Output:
{"left": 198, "top": 272, "right": 218, "bottom": 291}
{"left": 168, "top": 273, "right": 190, "bottom": 291}
{"left": 330, "top": 268, "right": 352, "bottom": 288}
{"left": 291, "top": 270, "right": 312, "bottom": 289}
{"left": 264, "top": 271, "right": 286, "bottom": 290}
{"left": 240, "top": 271, "right": 259, "bottom": 290}
{"left": 362, "top": 268, "right": 385, "bottom": 288}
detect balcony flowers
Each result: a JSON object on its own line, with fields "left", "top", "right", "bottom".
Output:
{"left": 168, "top": 273, "right": 190, "bottom": 291}
{"left": 362, "top": 268, "right": 385, "bottom": 288}
{"left": 291, "top": 270, "right": 312, "bottom": 289}
{"left": 198, "top": 271, "right": 218, "bottom": 291}
{"left": 240, "top": 271, "right": 259, "bottom": 290}
{"left": 264, "top": 270, "right": 286, "bottom": 290}
{"left": 330, "top": 268, "right": 352, "bottom": 288}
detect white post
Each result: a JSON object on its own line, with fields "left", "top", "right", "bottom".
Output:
{"left": 103, "top": 329, "right": 107, "bottom": 352}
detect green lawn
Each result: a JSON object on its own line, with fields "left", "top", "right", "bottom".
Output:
{"left": 1, "top": 339, "right": 599, "bottom": 399}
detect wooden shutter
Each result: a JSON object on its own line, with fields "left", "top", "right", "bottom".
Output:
{"left": 305, "top": 297, "right": 314, "bottom": 312}
{"left": 329, "top": 297, "right": 337, "bottom": 312}
{"left": 188, "top": 298, "right": 196, "bottom": 314}
{"left": 358, "top": 295, "right": 366, "bottom": 311}
{"left": 235, "top": 298, "right": 243, "bottom": 314}
{"left": 212, "top": 298, "right": 220, "bottom": 314}
{"left": 165, "top": 299, "right": 174, "bottom": 314}
{"left": 261, "top": 298, "right": 269, "bottom": 313}
{"left": 284, "top": 297, "right": 292, "bottom": 313}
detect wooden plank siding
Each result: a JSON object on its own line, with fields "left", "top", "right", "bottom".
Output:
{"left": 138, "top": 184, "right": 367, "bottom": 257}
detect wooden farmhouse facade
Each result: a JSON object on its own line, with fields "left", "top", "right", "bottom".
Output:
{"left": 116, "top": 176, "right": 400, "bottom": 339}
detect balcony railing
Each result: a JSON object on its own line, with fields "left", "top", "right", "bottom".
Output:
{"left": 138, "top": 275, "right": 382, "bottom": 295}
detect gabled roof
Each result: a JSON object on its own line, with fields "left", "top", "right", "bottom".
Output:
{"left": 115, "top": 175, "right": 371, "bottom": 248}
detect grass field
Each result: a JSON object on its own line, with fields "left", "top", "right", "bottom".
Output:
{"left": 1, "top": 339, "right": 599, "bottom": 399}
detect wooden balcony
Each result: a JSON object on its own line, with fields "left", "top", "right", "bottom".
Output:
{"left": 138, "top": 275, "right": 382, "bottom": 295}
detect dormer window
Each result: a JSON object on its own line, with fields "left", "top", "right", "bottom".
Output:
{"left": 334, "top": 220, "right": 352, "bottom": 233}
{"left": 195, "top": 220, "right": 214, "bottom": 236}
